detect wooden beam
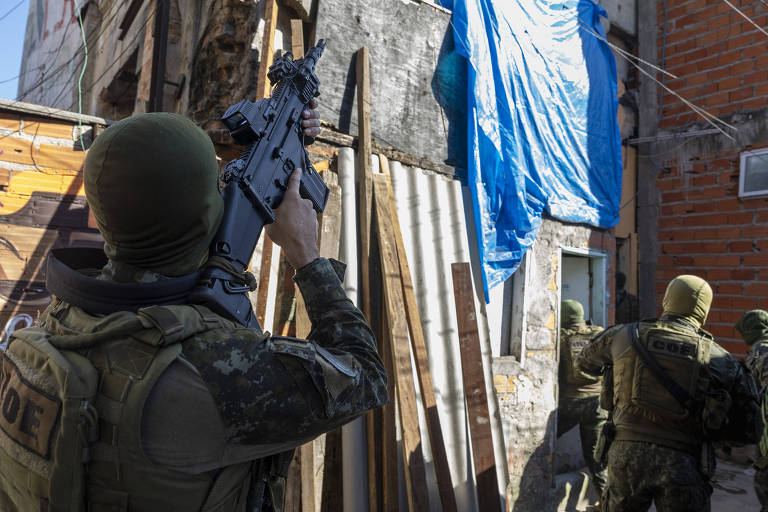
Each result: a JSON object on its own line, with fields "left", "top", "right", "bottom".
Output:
{"left": 374, "top": 174, "right": 430, "bottom": 512}
{"left": 355, "top": 46, "right": 379, "bottom": 512}
{"left": 291, "top": 19, "right": 305, "bottom": 58}
{"left": 450, "top": 263, "right": 501, "bottom": 512}
{"left": 316, "top": 124, "right": 456, "bottom": 178}
{"left": 254, "top": 0, "right": 280, "bottom": 327}
{"left": 297, "top": 169, "right": 342, "bottom": 512}
{"left": 378, "top": 156, "right": 457, "bottom": 511}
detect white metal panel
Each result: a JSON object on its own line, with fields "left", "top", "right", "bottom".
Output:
{"left": 337, "top": 147, "right": 369, "bottom": 512}
{"left": 335, "top": 153, "right": 510, "bottom": 511}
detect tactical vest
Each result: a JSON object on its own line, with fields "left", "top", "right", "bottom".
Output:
{"left": 611, "top": 320, "right": 712, "bottom": 452}
{"left": 560, "top": 326, "right": 603, "bottom": 397}
{"left": 0, "top": 300, "right": 265, "bottom": 512}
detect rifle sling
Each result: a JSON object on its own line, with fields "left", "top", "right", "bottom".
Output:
{"left": 628, "top": 322, "right": 701, "bottom": 414}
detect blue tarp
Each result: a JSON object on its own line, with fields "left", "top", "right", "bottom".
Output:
{"left": 443, "top": 0, "right": 622, "bottom": 300}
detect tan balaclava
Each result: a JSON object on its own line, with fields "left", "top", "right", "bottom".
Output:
{"left": 561, "top": 300, "right": 586, "bottom": 328}
{"left": 661, "top": 275, "right": 713, "bottom": 328}
{"left": 735, "top": 310, "right": 768, "bottom": 346}
{"left": 84, "top": 113, "right": 224, "bottom": 277}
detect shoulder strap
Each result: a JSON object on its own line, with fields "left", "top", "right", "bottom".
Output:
{"left": 628, "top": 322, "right": 701, "bottom": 414}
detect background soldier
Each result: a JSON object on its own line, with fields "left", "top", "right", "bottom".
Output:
{"left": 558, "top": 299, "right": 608, "bottom": 499}
{"left": 0, "top": 110, "right": 388, "bottom": 511}
{"left": 737, "top": 309, "right": 768, "bottom": 388}
{"left": 615, "top": 272, "right": 639, "bottom": 325}
{"left": 576, "top": 275, "right": 758, "bottom": 512}
{"left": 737, "top": 310, "right": 768, "bottom": 512}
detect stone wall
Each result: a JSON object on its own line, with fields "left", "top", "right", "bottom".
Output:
{"left": 493, "top": 218, "right": 615, "bottom": 510}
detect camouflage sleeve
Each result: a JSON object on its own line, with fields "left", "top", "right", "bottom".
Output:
{"left": 575, "top": 324, "right": 622, "bottom": 375}
{"left": 181, "top": 257, "right": 388, "bottom": 447}
{"left": 746, "top": 344, "right": 768, "bottom": 389}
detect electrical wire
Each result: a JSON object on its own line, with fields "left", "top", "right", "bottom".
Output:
{"left": 0, "top": 0, "right": 24, "bottom": 24}
{"left": 64, "top": 5, "right": 156, "bottom": 112}
{"left": 13, "top": 0, "right": 123, "bottom": 106}
{"left": 721, "top": 0, "right": 768, "bottom": 38}
{"left": 76, "top": 1, "right": 88, "bottom": 150}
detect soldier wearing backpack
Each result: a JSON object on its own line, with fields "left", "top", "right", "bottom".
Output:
{"left": 557, "top": 300, "right": 607, "bottom": 497}
{"left": 737, "top": 310, "right": 768, "bottom": 512}
{"left": 0, "top": 109, "right": 388, "bottom": 511}
{"left": 576, "top": 275, "right": 760, "bottom": 512}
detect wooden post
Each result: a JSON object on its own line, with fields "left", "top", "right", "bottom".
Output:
{"left": 450, "top": 263, "right": 502, "bottom": 512}
{"left": 355, "top": 46, "right": 378, "bottom": 512}
{"left": 374, "top": 174, "right": 430, "bottom": 512}
{"left": 378, "top": 156, "right": 457, "bottom": 511}
{"left": 297, "top": 169, "right": 342, "bottom": 512}
{"left": 291, "top": 19, "right": 305, "bottom": 57}
{"left": 254, "top": 0, "right": 279, "bottom": 327}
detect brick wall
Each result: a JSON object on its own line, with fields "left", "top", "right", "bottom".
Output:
{"left": 658, "top": 0, "right": 768, "bottom": 129}
{"left": 653, "top": 0, "right": 768, "bottom": 354}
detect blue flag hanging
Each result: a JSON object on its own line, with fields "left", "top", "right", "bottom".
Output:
{"left": 445, "top": 0, "right": 622, "bottom": 300}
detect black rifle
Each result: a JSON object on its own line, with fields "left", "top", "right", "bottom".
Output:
{"left": 189, "top": 40, "right": 330, "bottom": 328}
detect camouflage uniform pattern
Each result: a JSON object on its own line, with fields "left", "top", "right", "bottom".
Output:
{"left": 747, "top": 341, "right": 768, "bottom": 390}
{"left": 29, "top": 256, "right": 387, "bottom": 511}
{"left": 603, "top": 440, "right": 711, "bottom": 512}
{"left": 557, "top": 394, "right": 608, "bottom": 494}
{"left": 736, "top": 310, "right": 768, "bottom": 389}
{"left": 180, "top": 257, "right": 389, "bottom": 443}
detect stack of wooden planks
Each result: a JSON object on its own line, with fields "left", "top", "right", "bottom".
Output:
{"left": 252, "top": 10, "right": 502, "bottom": 506}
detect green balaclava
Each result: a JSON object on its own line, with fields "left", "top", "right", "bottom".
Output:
{"left": 84, "top": 113, "right": 223, "bottom": 277}
{"left": 561, "top": 300, "right": 585, "bottom": 328}
{"left": 735, "top": 310, "right": 768, "bottom": 345}
{"left": 662, "top": 275, "right": 713, "bottom": 328}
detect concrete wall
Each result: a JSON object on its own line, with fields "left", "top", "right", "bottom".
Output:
{"left": 314, "top": 0, "right": 453, "bottom": 168}
{"left": 494, "top": 218, "right": 615, "bottom": 510}
{"left": 637, "top": 0, "right": 768, "bottom": 352}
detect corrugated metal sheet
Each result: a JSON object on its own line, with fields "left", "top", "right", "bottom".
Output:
{"left": 337, "top": 147, "right": 509, "bottom": 512}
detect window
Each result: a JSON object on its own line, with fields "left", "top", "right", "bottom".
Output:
{"left": 739, "top": 148, "right": 768, "bottom": 198}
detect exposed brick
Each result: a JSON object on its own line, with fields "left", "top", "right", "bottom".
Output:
{"left": 720, "top": 340, "right": 749, "bottom": 356}
{"left": 727, "top": 212, "right": 753, "bottom": 224}
{"left": 743, "top": 225, "right": 768, "bottom": 238}
{"left": 716, "top": 76, "right": 741, "bottom": 91}
{"left": 715, "top": 198, "right": 740, "bottom": 211}
{"left": 730, "top": 60, "right": 756, "bottom": 75}
{"left": 729, "top": 86, "right": 754, "bottom": 102}
{"left": 729, "top": 240, "right": 754, "bottom": 252}
{"left": 744, "top": 254, "right": 768, "bottom": 267}
{"left": 718, "top": 309, "right": 745, "bottom": 324}
{"left": 732, "top": 268, "right": 756, "bottom": 280}
{"left": 693, "top": 254, "right": 741, "bottom": 266}
{"left": 744, "top": 282, "right": 768, "bottom": 296}
{"left": 733, "top": 296, "right": 761, "bottom": 310}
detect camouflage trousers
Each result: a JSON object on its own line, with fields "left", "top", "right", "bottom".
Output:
{"left": 557, "top": 395, "right": 608, "bottom": 495}
{"left": 603, "top": 440, "right": 711, "bottom": 512}
{"left": 756, "top": 465, "right": 768, "bottom": 512}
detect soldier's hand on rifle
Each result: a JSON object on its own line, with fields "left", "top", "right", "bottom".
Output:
{"left": 266, "top": 167, "right": 320, "bottom": 269}
{"left": 302, "top": 98, "right": 321, "bottom": 138}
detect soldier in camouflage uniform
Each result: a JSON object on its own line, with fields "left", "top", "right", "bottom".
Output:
{"left": 558, "top": 300, "right": 608, "bottom": 496}
{"left": 737, "top": 310, "right": 768, "bottom": 388}
{"left": 736, "top": 310, "right": 768, "bottom": 511}
{"left": 0, "top": 109, "right": 388, "bottom": 511}
{"left": 576, "top": 275, "right": 755, "bottom": 512}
